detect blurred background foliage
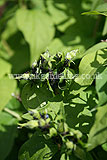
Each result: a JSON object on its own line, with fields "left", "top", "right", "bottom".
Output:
{"left": 0, "top": 0, "right": 107, "bottom": 159}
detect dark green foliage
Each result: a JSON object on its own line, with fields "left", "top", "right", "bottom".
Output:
{"left": 0, "top": 0, "right": 107, "bottom": 160}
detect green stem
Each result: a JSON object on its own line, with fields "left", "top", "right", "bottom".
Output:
{"left": 4, "top": 108, "right": 22, "bottom": 121}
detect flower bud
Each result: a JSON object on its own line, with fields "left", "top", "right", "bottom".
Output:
{"left": 45, "top": 118, "right": 51, "bottom": 124}
{"left": 49, "top": 127, "right": 57, "bottom": 137}
{"left": 19, "top": 120, "right": 38, "bottom": 129}
{"left": 75, "top": 130, "right": 82, "bottom": 139}
{"left": 33, "top": 110, "right": 41, "bottom": 119}
{"left": 44, "top": 109, "right": 48, "bottom": 115}
{"left": 39, "top": 119, "right": 46, "bottom": 127}
{"left": 72, "top": 129, "right": 82, "bottom": 139}
{"left": 65, "top": 50, "right": 78, "bottom": 60}
{"left": 66, "top": 141, "right": 74, "bottom": 150}
{"left": 58, "top": 122, "right": 69, "bottom": 133}
{"left": 27, "top": 120, "right": 39, "bottom": 128}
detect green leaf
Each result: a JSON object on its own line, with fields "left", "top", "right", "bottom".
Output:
{"left": 8, "top": 31, "right": 30, "bottom": 74}
{"left": 0, "top": 76, "right": 17, "bottom": 110}
{"left": 75, "top": 50, "right": 106, "bottom": 86}
{"left": 48, "top": 34, "right": 94, "bottom": 58}
{"left": 18, "top": 131, "right": 58, "bottom": 160}
{"left": 102, "top": 17, "right": 107, "bottom": 36}
{"left": 60, "top": 34, "right": 94, "bottom": 57}
{"left": 0, "top": 58, "right": 11, "bottom": 78}
{"left": 46, "top": 0, "right": 96, "bottom": 54}
{"left": 96, "top": 67, "right": 107, "bottom": 105}
{"left": 87, "top": 104, "right": 107, "bottom": 151}
{"left": 5, "top": 97, "right": 25, "bottom": 117}
{"left": 1, "top": 15, "right": 30, "bottom": 73}
{"left": 22, "top": 113, "right": 33, "bottom": 121}
{"left": 96, "top": 3, "right": 107, "bottom": 12}
{"left": 74, "top": 146, "right": 92, "bottom": 160}
{"left": 102, "top": 143, "right": 107, "bottom": 152}
{"left": 65, "top": 90, "right": 97, "bottom": 134}
{"left": 82, "top": 11, "right": 107, "bottom": 17}
{"left": 47, "top": 38, "right": 66, "bottom": 55}
{"left": 82, "top": 3, "right": 107, "bottom": 17}
{"left": 2, "top": 16, "right": 18, "bottom": 40}
{"left": 21, "top": 83, "right": 53, "bottom": 110}
{"left": 91, "top": 0, "right": 103, "bottom": 10}
{"left": 47, "top": 1, "right": 68, "bottom": 25}
{"left": 0, "top": 111, "right": 17, "bottom": 160}
{"left": 59, "top": 145, "right": 91, "bottom": 160}
{"left": 60, "top": 154, "right": 70, "bottom": 160}
{"left": 16, "top": 8, "right": 55, "bottom": 64}
{"left": 80, "top": 42, "right": 107, "bottom": 58}
{"left": 39, "top": 101, "right": 64, "bottom": 120}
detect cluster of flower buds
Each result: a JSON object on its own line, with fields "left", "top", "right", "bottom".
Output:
{"left": 15, "top": 50, "right": 78, "bottom": 96}
{"left": 18, "top": 109, "right": 50, "bottom": 130}
{"left": 19, "top": 109, "right": 84, "bottom": 154}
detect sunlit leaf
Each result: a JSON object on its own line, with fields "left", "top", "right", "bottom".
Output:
{"left": 0, "top": 58, "right": 11, "bottom": 78}
{"left": 87, "top": 104, "right": 107, "bottom": 151}
{"left": 75, "top": 50, "right": 106, "bottom": 86}
{"left": 96, "top": 67, "right": 107, "bottom": 105}
{"left": 0, "top": 76, "right": 16, "bottom": 110}
{"left": 16, "top": 8, "right": 55, "bottom": 64}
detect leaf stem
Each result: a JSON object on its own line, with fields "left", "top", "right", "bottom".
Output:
{"left": 4, "top": 108, "right": 22, "bottom": 121}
